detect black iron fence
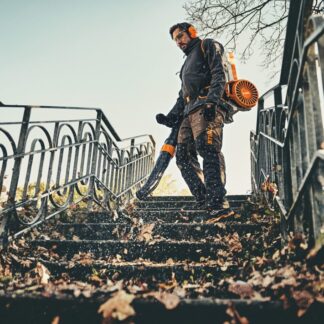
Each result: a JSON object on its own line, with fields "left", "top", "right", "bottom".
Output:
{"left": 251, "top": 0, "right": 324, "bottom": 245}
{"left": 0, "top": 104, "right": 155, "bottom": 243}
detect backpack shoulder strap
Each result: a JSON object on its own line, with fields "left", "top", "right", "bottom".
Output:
{"left": 200, "top": 39, "right": 206, "bottom": 57}
{"left": 201, "top": 39, "right": 225, "bottom": 57}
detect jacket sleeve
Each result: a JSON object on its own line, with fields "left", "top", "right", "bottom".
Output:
{"left": 166, "top": 89, "right": 185, "bottom": 120}
{"left": 203, "top": 39, "right": 226, "bottom": 105}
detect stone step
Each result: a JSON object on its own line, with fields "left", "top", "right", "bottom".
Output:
{"left": 53, "top": 222, "right": 266, "bottom": 241}
{"left": 132, "top": 209, "right": 244, "bottom": 223}
{"left": 140, "top": 195, "right": 251, "bottom": 202}
{"left": 76, "top": 210, "right": 243, "bottom": 224}
{"left": 30, "top": 240, "right": 227, "bottom": 261}
{"left": 40, "top": 260, "right": 238, "bottom": 283}
{"left": 1, "top": 295, "right": 317, "bottom": 324}
{"left": 62, "top": 212, "right": 130, "bottom": 224}
{"left": 29, "top": 236, "right": 263, "bottom": 262}
{"left": 135, "top": 199, "right": 249, "bottom": 209}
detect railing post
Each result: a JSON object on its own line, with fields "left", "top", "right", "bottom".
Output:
{"left": 126, "top": 139, "right": 135, "bottom": 198}
{"left": 0, "top": 106, "right": 31, "bottom": 244}
{"left": 118, "top": 150, "right": 125, "bottom": 194}
{"left": 87, "top": 110, "right": 102, "bottom": 210}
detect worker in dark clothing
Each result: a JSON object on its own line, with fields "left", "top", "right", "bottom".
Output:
{"left": 156, "top": 22, "right": 232, "bottom": 217}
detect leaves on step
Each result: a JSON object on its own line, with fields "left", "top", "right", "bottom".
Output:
{"left": 137, "top": 223, "right": 155, "bottom": 242}
{"left": 35, "top": 262, "right": 50, "bottom": 285}
{"left": 98, "top": 290, "right": 135, "bottom": 321}
{"left": 0, "top": 202, "right": 323, "bottom": 321}
{"left": 228, "top": 280, "right": 261, "bottom": 299}
{"left": 225, "top": 302, "right": 250, "bottom": 324}
{"left": 146, "top": 291, "right": 180, "bottom": 310}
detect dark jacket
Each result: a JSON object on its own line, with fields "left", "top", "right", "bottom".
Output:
{"left": 167, "top": 37, "right": 226, "bottom": 119}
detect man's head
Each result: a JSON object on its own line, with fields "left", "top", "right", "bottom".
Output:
{"left": 169, "top": 22, "right": 198, "bottom": 51}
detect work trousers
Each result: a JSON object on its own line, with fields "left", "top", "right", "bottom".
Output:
{"left": 176, "top": 106, "right": 226, "bottom": 206}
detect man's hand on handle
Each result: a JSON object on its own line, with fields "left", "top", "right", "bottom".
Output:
{"left": 156, "top": 113, "right": 178, "bottom": 128}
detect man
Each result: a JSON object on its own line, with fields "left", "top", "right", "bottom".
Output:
{"left": 156, "top": 22, "right": 232, "bottom": 217}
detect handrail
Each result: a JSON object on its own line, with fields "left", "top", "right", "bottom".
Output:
{"left": 0, "top": 104, "right": 155, "bottom": 245}
{"left": 251, "top": 0, "right": 324, "bottom": 246}
{"left": 0, "top": 103, "right": 155, "bottom": 146}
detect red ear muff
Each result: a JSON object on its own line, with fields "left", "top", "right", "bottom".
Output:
{"left": 188, "top": 26, "right": 197, "bottom": 38}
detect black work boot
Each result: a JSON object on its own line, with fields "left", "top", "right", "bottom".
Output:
{"left": 205, "top": 199, "right": 234, "bottom": 222}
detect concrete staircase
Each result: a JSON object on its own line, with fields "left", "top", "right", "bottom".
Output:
{"left": 0, "top": 195, "right": 323, "bottom": 323}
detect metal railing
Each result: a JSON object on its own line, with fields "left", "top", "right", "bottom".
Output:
{"left": 0, "top": 104, "right": 155, "bottom": 243}
{"left": 251, "top": 0, "right": 324, "bottom": 245}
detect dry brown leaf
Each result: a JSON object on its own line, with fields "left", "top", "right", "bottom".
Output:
{"left": 292, "top": 290, "right": 314, "bottom": 317}
{"left": 137, "top": 223, "right": 155, "bottom": 242}
{"left": 35, "top": 262, "right": 50, "bottom": 285}
{"left": 51, "top": 316, "right": 60, "bottom": 324}
{"left": 228, "top": 281, "right": 255, "bottom": 299}
{"left": 20, "top": 259, "right": 32, "bottom": 268}
{"left": 255, "top": 256, "right": 269, "bottom": 267}
{"left": 262, "top": 275, "right": 274, "bottom": 288}
{"left": 271, "top": 277, "right": 297, "bottom": 289}
{"left": 148, "top": 291, "right": 180, "bottom": 310}
{"left": 74, "top": 252, "right": 93, "bottom": 266}
{"left": 260, "top": 176, "right": 278, "bottom": 196}
{"left": 227, "top": 233, "right": 242, "bottom": 253}
{"left": 315, "top": 295, "right": 324, "bottom": 304}
{"left": 89, "top": 274, "right": 102, "bottom": 284}
{"left": 226, "top": 303, "right": 249, "bottom": 324}
{"left": 158, "top": 280, "right": 178, "bottom": 291}
{"left": 166, "top": 258, "right": 175, "bottom": 265}
{"left": 272, "top": 250, "right": 280, "bottom": 260}
{"left": 98, "top": 290, "right": 135, "bottom": 321}
{"left": 215, "top": 222, "right": 226, "bottom": 229}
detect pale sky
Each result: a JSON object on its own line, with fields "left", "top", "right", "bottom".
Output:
{"left": 0, "top": 0, "right": 278, "bottom": 194}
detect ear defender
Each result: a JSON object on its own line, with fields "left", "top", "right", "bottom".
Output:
{"left": 188, "top": 25, "right": 197, "bottom": 38}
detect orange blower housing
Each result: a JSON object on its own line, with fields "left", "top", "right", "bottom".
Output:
{"left": 225, "top": 79, "right": 259, "bottom": 109}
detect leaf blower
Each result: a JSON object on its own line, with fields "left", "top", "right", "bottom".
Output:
{"left": 136, "top": 125, "right": 179, "bottom": 200}
{"left": 221, "top": 52, "right": 259, "bottom": 123}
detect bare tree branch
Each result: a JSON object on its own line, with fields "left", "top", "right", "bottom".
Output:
{"left": 183, "top": 0, "right": 290, "bottom": 76}
{"left": 184, "top": 0, "right": 324, "bottom": 77}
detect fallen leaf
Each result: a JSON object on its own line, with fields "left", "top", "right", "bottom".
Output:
{"left": 35, "top": 262, "right": 50, "bottom": 285}
{"left": 228, "top": 281, "right": 255, "bottom": 299}
{"left": 262, "top": 275, "right": 274, "bottom": 288}
{"left": 226, "top": 303, "right": 249, "bottom": 324}
{"left": 89, "top": 274, "right": 102, "bottom": 284}
{"left": 292, "top": 290, "right": 314, "bottom": 317}
{"left": 98, "top": 290, "right": 135, "bottom": 321}
{"left": 227, "top": 233, "right": 242, "bottom": 253}
{"left": 51, "top": 316, "right": 60, "bottom": 324}
{"left": 271, "top": 277, "right": 297, "bottom": 289}
{"left": 137, "top": 223, "right": 155, "bottom": 242}
{"left": 148, "top": 291, "right": 180, "bottom": 310}
{"left": 272, "top": 250, "right": 280, "bottom": 260}
{"left": 21, "top": 259, "right": 32, "bottom": 268}
{"left": 166, "top": 258, "right": 174, "bottom": 265}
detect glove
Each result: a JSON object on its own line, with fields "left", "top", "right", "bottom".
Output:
{"left": 203, "top": 103, "right": 216, "bottom": 122}
{"left": 156, "top": 113, "right": 177, "bottom": 128}
{"left": 219, "top": 100, "right": 230, "bottom": 112}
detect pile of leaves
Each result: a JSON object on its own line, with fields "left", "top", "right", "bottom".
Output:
{"left": 0, "top": 201, "right": 323, "bottom": 323}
